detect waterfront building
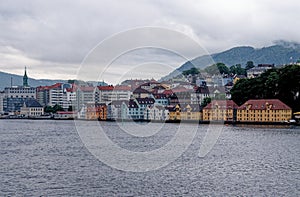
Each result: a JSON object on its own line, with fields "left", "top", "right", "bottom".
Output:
{"left": 0, "top": 91, "right": 4, "bottom": 113}
{"left": 237, "top": 99, "right": 292, "bottom": 122}
{"left": 144, "top": 105, "right": 169, "bottom": 121}
{"left": 86, "top": 103, "right": 107, "bottom": 120}
{"left": 3, "top": 68, "right": 37, "bottom": 112}
{"left": 107, "top": 100, "right": 129, "bottom": 120}
{"left": 20, "top": 99, "right": 44, "bottom": 117}
{"left": 126, "top": 99, "right": 140, "bottom": 120}
{"left": 180, "top": 104, "right": 202, "bottom": 121}
{"left": 62, "top": 86, "right": 76, "bottom": 110}
{"left": 135, "top": 98, "right": 155, "bottom": 117}
{"left": 168, "top": 104, "right": 181, "bottom": 121}
{"left": 203, "top": 100, "right": 238, "bottom": 121}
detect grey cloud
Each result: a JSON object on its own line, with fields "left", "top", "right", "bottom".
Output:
{"left": 0, "top": 0, "right": 299, "bottom": 82}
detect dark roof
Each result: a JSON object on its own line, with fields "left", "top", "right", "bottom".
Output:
{"left": 153, "top": 93, "right": 168, "bottom": 99}
{"left": 195, "top": 86, "right": 210, "bottom": 94}
{"left": 24, "top": 99, "right": 43, "bottom": 108}
{"left": 133, "top": 87, "right": 150, "bottom": 94}
{"left": 182, "top": 104, "right": 202, "bottom": 112}
{"left": 128, "top": 99, "right": 139, "bottom": 108}
{"left": 136, "top": 98, "right": 155, "bottom": 105}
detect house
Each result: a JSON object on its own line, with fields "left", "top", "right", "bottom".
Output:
{"left": 107, "top": 100, "right": 129, "bottom": 120}
{"left": 180, "top": 104, "right": 202, "bottom": 121}
{"left": 168, "top": 104, "right": 181, "bottom": 121}
{"left": 237, "top": 99, "right": 292, "bottom": 122}
{"left": 135, "top": 97, "right": 155, "bottom": 119}
{"left": 191, "top": 85, "right": 210, "bottom": 104}
{"left": 153, "top": 93, "right": 169, "bottom": 106}
{"left": 247, "top": 64, "right": 274, "bottom": 78}
{"left": 126, "top": 99, "right": 141, "bottom": 120}
{"left": 86, "top": 103, "right": 107, "bottom": 120}
{"left": 144, "top": 105, "right": 169, "bottom": 121}
{"left": 203, "top": 100, "right": 238, "bottom": 121}
{"left": 20, "top": 99, "right": 44, "bottom": 117}
{"left": 132, "top": 87, "right": 152, "bottom": 98}
{"left": 233, "top": 74, "right": 246, "bottom": 84}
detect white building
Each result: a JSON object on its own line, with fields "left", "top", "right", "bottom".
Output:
{"left": 95, "top": 85, "right": 131, "bottom": 104}
{"left": 0, "top": 91, "right": 4, "bottom": 113}
{"left": 144, "top": 105, "right": 169, "bottom": 121}
{"left": 20, "top": 99, "right": 44, "bottom": 117}
{"left": 107, "top": 100, "right": 128, "bottom": 120}
{"left": 76, "top": 86, "right": 96, "bottom": 110}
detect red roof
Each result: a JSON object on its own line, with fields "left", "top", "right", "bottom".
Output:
{"left": 97, "top": 85, "right": 114, "bottom": 91}
{"left": 113, "top": 85, "right": 131, "bottom": 91}
{"left": 79, "top": 86, "right": 95, "bottom": 92}
{"left": 238, "top": 99, "right": 291, "bottom": 110}
{"left": 204, "top": 100, "right": 238, "bottom": 110}
{"left": 37, "top": 83, "right": 62, "bottom": 91}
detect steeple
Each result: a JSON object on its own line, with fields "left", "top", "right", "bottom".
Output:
{"left": 23, "top": 66, "right": 29, "bottom": 87}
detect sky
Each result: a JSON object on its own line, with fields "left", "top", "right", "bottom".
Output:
{"left": 0, "top": 0, "right": 300, "bottom": 84}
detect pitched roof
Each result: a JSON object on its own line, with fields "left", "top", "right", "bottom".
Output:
{"left": 238, "top": 99, "right": 291, "bottom": 110}
{"left": 97, "top": 85, "right": 114, "bottom": 91}
{"left": 79, "top": 86, "right": 95, "bottom": 92}
{"left": 128, "top": 99, "right": 139, "bottom": 108}
{"left": 37, "top": 83, "right": 62, "bottom": 91}
{"left": 204, "top": 100, "right": 238, "bottom": 110}
{"left": 136, "top": 97, "right": 155, "bottom": 104}
{"left": 113, "top": 85, "right": 131, "bottom": 91}
{"left": 108, "top": 100, "right": 129, "bottom": 107}
{"left": 133, "top": 87, "right": 150, "bottom": 94}
{"left": 24, "top": 99, "right": 43, "bottom": 108}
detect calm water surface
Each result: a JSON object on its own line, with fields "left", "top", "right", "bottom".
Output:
{"left": 0, "top": 119, "right": 299, "bottom": 196}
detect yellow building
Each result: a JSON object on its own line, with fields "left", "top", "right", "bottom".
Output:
{"left": 203, "top": 100, "right": 238, "bottom": 121}
{"left": 237, "top": 99, "right": 292, "bottom": 122}
{"left": 180, "top": 104, "right": 202, "bottom": 121}
{"left": 168, "top": 104, "right": 181, "bottom": 120}
{"left": 168, "top": 104, "right": 203, "bottom": 121}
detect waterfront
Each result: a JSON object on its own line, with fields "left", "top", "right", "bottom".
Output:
{"left": 0, "top": 120, "right": 299, "bottom": 196}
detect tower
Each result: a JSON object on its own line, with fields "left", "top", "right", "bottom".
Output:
{"left": 23, "top": 66, "right": 29, "bottom": 87}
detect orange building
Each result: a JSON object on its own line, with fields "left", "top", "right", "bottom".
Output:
{"left": 86, "top": 103, "right": 107, "bottom": 120}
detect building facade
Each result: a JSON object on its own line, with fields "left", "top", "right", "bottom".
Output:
{"left": 237, "top": 99, "right": 292, "bottom": 122}
{"left": 20, "top": 99, "right": 44, "bottom": 117}
{"left": 203, "top": 100, "right": 238, "bottom": 121}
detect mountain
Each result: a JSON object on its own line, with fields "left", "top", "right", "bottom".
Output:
{"left": 0, "top": 71, "right": 66, "bottom": 90}
{"left": 160, "top": 41, "right": 300, "bottom": 81}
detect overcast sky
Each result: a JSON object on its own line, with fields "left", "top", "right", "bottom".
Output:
{"left": 0, "top": 0, "right": 300, "bottom": 84}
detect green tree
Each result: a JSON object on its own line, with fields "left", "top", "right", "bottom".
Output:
{"left": 44, "top": 106, "right": 53, "bottom": 113}
{"left": 182, "top": 67, "right": 200, "bottom": 76}
{"left": 205, "top": 63, "right": 229, "bottom": 75}
{"left": 230, "top": 64, "right": 246, "bottom": 75}
{"left": 245, "top": 61, "right": 255, "bottom": 70}
{"left": 53, "top": 104, "right": 64, "bottom": 113}
{"left": 231, "top": 64, "right": 300, "bottom": 112}
{"left": 68, "top": 106, "right": 73, "bottom": 112}
{"left": 201, "top": 97, "right": 211, "bottom": 107}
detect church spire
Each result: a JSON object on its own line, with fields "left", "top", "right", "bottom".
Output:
{"left": 23, "top": 66, "right": 29, "bottom": 87}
